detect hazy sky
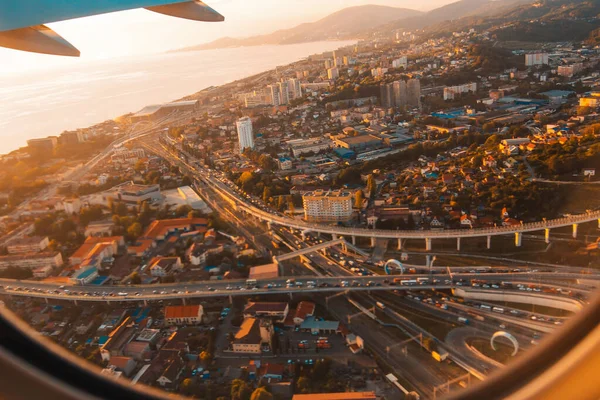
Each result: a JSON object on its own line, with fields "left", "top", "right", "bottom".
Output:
{"left": 0, "top": 0, "right": 455, "bottom": 73}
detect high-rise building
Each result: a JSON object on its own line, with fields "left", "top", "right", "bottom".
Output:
{"left": 268, "top": 85, "right": 281, "bottom": 106}
{"left": 392, "top": 80, "right": 408, "bottom": 108}
{"left": 343, "top": 56, "right": 349, "bottom": 66}
{"left": 407, "top": 79, "right": 421, "bottom": 109}
{"left": 277, "top": 81, "right": 290, "bottom": 105}
{"left": 27, "top": 137, "right": 58, "bottom": 152}
{"left": 303, "top": 189, "right": 353, "bottom": 222}
{"left": 288, "top": 78, "right": 302, "bottom": 100}
{"left": 236, "top": 117, "right": 254, "bottom": 153}
{"left": 324, "top": 59, "right": 332, "bottom": 69}
{"left": 380, "top": 83, "right": 394, "bottom": 108}
{"left": 327, "top": 67, "right": 339, "bottom": 80}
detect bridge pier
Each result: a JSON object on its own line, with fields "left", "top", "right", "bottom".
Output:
{"left": 44, "top": 297, "right": 49, "bottom": 304}
{"left": 426, "top": 255, "right": 431, "bottom": 268}
{"left": 371, "top": 237, "right": 376, "bottom": 248}
{"left": 425, "top": 238, "right": 432, "bottom": 251}
{"left": 456, "top": 237, "right": 461, "bottom": 252}
{"left": 182, "top": 297, "right": 187, "bottom": 305}
{"left": 229, "top": 295, "right": 233, "bottom": 305}
{"left": 545, "top": 228, "right": 550, "bottom": 244}
{"left": 301, "top": 232, "right": 306, "bottom": 240}
{"left": 515, "top": 232, "right": 522, "bottom": 247}
{"left": 572, "top": 223, "right": 578, "bottom": 239}
{"left": 332, "top": 234, "right": 338, "bottom": 241}
{"left": 397, "top": 238, "right": 402, "bottom": 250}
{"left": 289, "top": 292, "right": 293, "bottom": 300}
{"left": 352, "top": 236, "right": 356, "bottom": 245}
{"left": 487, "top": 235, "right": 491, "bottom": 249}
{"left": 73, "top": 299, "right": 78, "bottom": 306}
{"left": 143, "top": 299, "right": 148, "bottom": 306}
{"left": 266, "top": 222, "right": 272, "bottom": 231}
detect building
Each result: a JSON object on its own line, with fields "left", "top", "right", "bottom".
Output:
{"left": 406, "top": 78, "right": 421, "bottom": 108}
{"left": 164, "top": 305, "right": 203, "bottom": 326}
{"left": 142, "top": 217, "right": 208, "bottom": 241}
{"left": 188, "top": 242, "right": 224, "bottom": 266}
{"left": 444, "top": 82, "right": 477, "bottom": 100}
{"left": 380, "top": 82, "right": 394, "bottom": 108}
{"left": 27, "top": 137, "right": 58, "bottom": 152}
{"left": 558, "top": 63, "right": 583, "bottom": 78}
{"left": 268, "top": 84, "right": 281, "bottom": 106}
{"left": 525, "top": 53, "right": 549, "bottom": 66}
{"left": 59, "top": 130, "right": 84, "bottom": 145}
{"left": 69, "top": 266, "right": 98, "bottom": 284}
{"left": 303, "top": 189, "right": 353, "bottom": 222}
{"left": 0, "top": 252, "right": 63, "bottom": 270}
{"left": 6, "top": 236, "right": 49, "bottom": 254}
{"left": 69, "top": 236, "right": 123, "bottom": 266}
{"left": 110, "top": 147, "right": 145, "bottom": 164}
{"left": 334, "top": 135, "right": 382, "bottom": 152}
{"left": 292, "top": 301, "right": 315, "bottom": 325}
{"left": 149, "top": 256, "right": 183, "bottom": 277}
{"left": 292, "top": 392, "right": 376, "bottom": 400}
{"left": 288, "top": 138, "right": 332, "bottom": 157}
{"left": 277, "top": 81, "right": 290, "bottom": 105}
{"left": 243, "top": 302, "right": 289, "bottom": 322}
{"left": 236, "top": 117, "right": 254, "bottom": 153}
{"left": 108, "top": 356, "right": 137, "bottom": 377}
{"left": 327, "top": 67, "right": 339, "bottom": 80}
{"left": 393, "top": 80, "right": 407, "bottom": 108}
{"left": 232, "top": 318, "right": 273, "bottom": 353}
{"left": 580, "top": 95, "right": 600, "bottom": 108}
{"left": 112, "top": 182, "right": 161, "bottom": 204}
{"left": 392, "top": 56, "right": 407, "bottom": 69}
{"left": 277, "top": 157, "right": 293, "bottom": 170}
{"left": 248, "top": 264, "right": 279, "bottom": 280}
{"left": 33, "top": 265, "right": 53, "bottom": 278}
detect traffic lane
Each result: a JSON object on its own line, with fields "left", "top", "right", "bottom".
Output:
{"left": 445, "top": 327, "right": 503, "bottom": 372}
{"left": 0, "top": 272, "right": 595, "bottom": 293}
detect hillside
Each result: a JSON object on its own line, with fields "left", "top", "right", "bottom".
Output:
{"left": 175, "top": 5, "right": 423, "bottom": 52}
{"left": 423, "top": 0, "right": 600, "bottom": 42}
{"left": 369, "top": 0, "right": 534, "bottom": 34}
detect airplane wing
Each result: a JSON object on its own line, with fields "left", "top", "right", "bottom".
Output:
{"left": 0, "top": 0, "right": 224, "bottom": 56}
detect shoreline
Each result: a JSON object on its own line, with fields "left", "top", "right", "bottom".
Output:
{"left": 0, "top": 41, "right": 355, "bottom": 156}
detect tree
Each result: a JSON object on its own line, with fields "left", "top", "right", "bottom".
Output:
{"left": 200, "top": 350, "right": 212, "bottom": 365}
{"left": 181, "top": 378, "right": 193, "bottom": 394}
{"left": 115, "top": 202, "right": 128, "bottom": 217}
{"left": 127, "top": 222, "right": 143, "bottom": 239}
{"left": 367, "top": 174, "right": 376, "bottom": 198}
{"left": 231, "top": 379, "right": 252, "bottom": 400}
{"left": 181, "top": 175, "right": 192, "bottom": 186}
{"left": 134, "top": 159, "right": 146, "bottom": 173}
{"left": 354, "top": 190, "right": 364, "bottom": 209}
{"left": 250, "top": 388, "right": 273, "bottom": 400}
{"left": 297, "top": 377, "right": 311, "bottom": 393}
{"left": 130, "top": 272, "right": 142, "bottom": 285}
{"left": 262, "top": 186, "right": 272, "bottom": 204}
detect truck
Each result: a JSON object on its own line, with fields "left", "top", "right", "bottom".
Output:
{"left": 432, "top": 350, "right": 449, "bottom": 362}
{"left": 246, "top": 279, "right": 257, "bottom": 288}
{"left": 376, "top": 301, "right": 386, "bottom": 310}
{"left": 458, "top": 317, "right": 470, "bottom": 325}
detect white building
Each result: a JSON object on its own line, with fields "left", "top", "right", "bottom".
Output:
{"left": 525, "top": 53, "right": 549, "bottom": 66}
{"left": 7, "top": 236, "right": 49, "bottom": 254}
{"left": 392, "top": 56, "right": 407, "bottom": 69}
{"left": 63, "top": 198, "right": 82, "bottom": 214}
{"left": 236, "top": 117, "right": 254, "bottom": 153}
{"left": 443, "top": 82, "right": 477, "bottom": 100}
{"left": 302, "top": 189, "right": 353, "bottom": 222}
{"left": 327, "top": 67, "right": 339, "bottom": 80}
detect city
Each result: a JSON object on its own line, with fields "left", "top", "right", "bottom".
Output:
{"left": 0, "top": 1, "right": 600, "bottom": 400}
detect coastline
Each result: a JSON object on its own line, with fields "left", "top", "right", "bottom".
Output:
{"left": 0, "top": 41, "right": 355, "bottom": 156}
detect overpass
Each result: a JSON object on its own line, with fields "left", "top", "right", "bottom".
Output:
{"left": 452, "top": 287, "right": 585, "bottom": 313}
{"left": 195, "top": 166, "right": 600, "bottom": 251}
{"left": 0, "top": 271, "right": 595, "bottom": 304}
{"left": 273, "top": 238, "right": 368, "bottom": 264}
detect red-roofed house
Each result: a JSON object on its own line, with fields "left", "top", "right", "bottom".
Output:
{"left": 293, "top": 301, "right": 315, "bottom": 325}
{"left": 164, "top": 305, "right": 203, "bottom": 326}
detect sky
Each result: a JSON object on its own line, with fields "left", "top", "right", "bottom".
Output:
{"left": 0, "top": 0, "right": 455, "bottom": 74}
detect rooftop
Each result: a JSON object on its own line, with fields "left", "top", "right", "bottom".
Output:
{"left": 164, "top": 305, "right": 202, "bottom": 319}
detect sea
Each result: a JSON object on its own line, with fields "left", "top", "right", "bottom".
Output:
{"left": 0, "top": 40, "right": 354, "bottom": 155}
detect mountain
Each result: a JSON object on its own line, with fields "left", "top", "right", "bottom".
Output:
{"left": 369, "top": 0, "right": 534, "bottom": 34}
{"left": 174, "top": 5, "right": 423, "bottom": 52}
{"left": 421, "top": 0, "right": 600, "bottom": 42}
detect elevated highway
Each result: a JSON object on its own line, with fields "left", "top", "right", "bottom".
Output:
{"left": 453, "top": 287, "right": 585, "bottom": 312}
